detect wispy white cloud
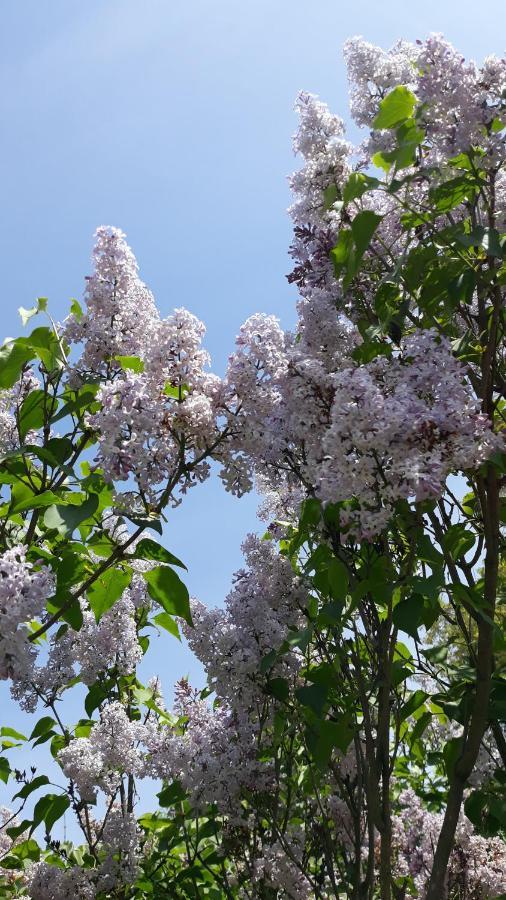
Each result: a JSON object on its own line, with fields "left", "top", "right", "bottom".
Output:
{"left": 0, "top": 0, "right": 191, "bottom": 108}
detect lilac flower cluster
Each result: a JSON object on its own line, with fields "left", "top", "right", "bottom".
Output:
{"left": 393, "top": 789, "right": 506, "bottom": 898}
{"left": 10, "top": 568, "right": 150, "bottom": 711}
{"left": 65, "top": 227, "right": 250, "bottom": 508}
{"left": 0, "top": 547, "right": 54, "bottom": 686}
{"left": 185, "top": 535, "right": 307, "bottom": 707}
{"left": 225, "top": 316, "right": 498, "bottom": 539}
{"left": 0, "top": 370, "right": 40, "bottom": 458}
{"left": 64, "top": 225, "right": 159, "bottom": 377}
{"left": 319, "top": 330, "right": 500, "bottom": 538}
{"left": 58, "top": 701, "right": 145, "bottom": 802}
{"left": 140, "top": 538, "right": 310, "bottom": 822}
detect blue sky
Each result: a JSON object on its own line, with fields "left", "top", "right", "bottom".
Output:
{"left": 1, "top": 0, "right": 505, "bottom": 826}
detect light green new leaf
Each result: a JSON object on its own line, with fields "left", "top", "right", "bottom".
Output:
{"left": 115, "top": 355, "right": 145, "bottom": 373}
{"left": 12, "top": 490, "right": 62, "bottom": 514}
{"left": 152, "top": 611, "right": 181, "bottom": 640}
{"left": 18, "top": 298, "right": 48, "bottom": 327}
{"left": 343, "top": 172, "right": 380, "bottom": 204}
{"left": 373, "top": 86, "right": 417, "bottom": 129}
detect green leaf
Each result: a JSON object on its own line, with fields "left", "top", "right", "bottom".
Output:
{"left": 131, "top": 538, "right": 187, "bottom": 570}
{"left": 24, "top": 439, "right": 74, "bottom": 471}
{"left": 373, "top": 86, "right": 417, "bottom": 129}
{"left": 282, "top": 626, "right": 313, "bottom": 654}
{"left": 4, "top": 838, "right": 40, "bottom": 864}
{"left": 6, "top": 820, "right": 31, "bottom": 841}
{"left": 13, "top": 775, "right": 50, "bottom": 801}
{"left": 0, "top": 341, "right": 35, "bottom": 390}
{"left": 70, "top": 298, "right": 83, "bottom": 320}
{"left": 266, "top": 677, "right": 290, "bottom": 703}
{"left": 19, "top": 326, "right": 64, "bottom": 373}
{"left": 158, "top": 780, "right": 186, "bottom": 807}
{"left": 429, "top": 175, "right": 477, "bottom": 213}
{"left": 43, "top": 493, "right": 99, "bottom": 535}
{"left": 410, "top": 711, "right": 432, "bottom": 746}
{"left": 327, "top": 558, "right": 349, "bottom": 602}
{"left": 46, "top": 437, "right": 74, "bottom": 464}
{"left": 423, "top": 645, "right": 448, "bottom": 665}
{"left": 18, "top": 298, "right": 48, "bottom": 327}
{"left": 330, "top": 228, "right": 353, "bottom": 276}
{"left": 163, "top": 382, "right": 189, "bottom": 399}
{"left": 152, "top": 611, "right": 181, "bottom": 640}
{"left": 29, "top": 717, "right": 57, "bottom": 741}
{"left": 343, "top": 173, "right": 380, "bottom": 204}
{"left": 260, "top": 649, "right": 278, "bottom": 675}
{"left": 374, "top": 119, "right": 424, "bottom": 172}
{"left": 32, "top": 793, "right": 70, "bottom": 834}
{"left": 443, "top": 736, "right": 464, "bottom": 779}
{"left": 443, "top": 524, "right": 476, "bottom": 561}
{"left": 317, "top": 600, "right": 344, "bottom": 626}
{"left": 0, "top": 757, "right": 10, "bottom": 783}
{"left": 18, "top": 390, "right": 46, "bottom": 441}
{"left": 456, "top": 226, "right": 504, "bottom": 257}
{"left": 351, "top": 210, "right": 383, "bottom": 257}
{"left": 0, "top": 727, "right": 27, "bottom": 741}
{"left": 448, "top": 151, "right": 475, "bottom": 171}
{"left": 399, "top": 690, "right": 428, "bottom": 723}
{"left": 87, "top": 567, "right": 132, "bottom": 622}
{"left": 144, "top": 566, "right": 192, "bottom": 626}
{"left": 299, "top": 497, "right": 322, "bottom": 529}
{"left": 296, "top": 683, "right": 328, "bottom": 717}
{"left": 12, "top": 489, "right": 62, "bottom": 514}
{"left": 115, "top": 355, "right": 145, "bottom": 373}
{"left": 44, "top": 795, "right": 70, "bottom": 833}
{"left": 393, "top": 594, "right": 426, "bottom": 638}
{"left": 85, "top": 680, "right": 113, "bottom": 717}
{"left": 307, "top": 718, "right": 354, "bottom": 768}
{"left": 74, "top": 719, "right": 94, "bottom": 739}
{"left": 46, "top": 594, "right": 83, "bottom": 631}
{"left": 126, "top": 514, "right": 163, "bottom": 536}
{"left": 322, "top": 183, "right": 340, "bottom": 211}
{"left": 372, "top": 151, "right": 394, "bottom": 174}
{"left": 55, "top": 551, "right": 89, "bottom": 595}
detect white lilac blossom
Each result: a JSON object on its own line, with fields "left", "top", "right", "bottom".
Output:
{"left": 58, "top": 701, "right": 145, "bottom": 802}
{"left": 288, "top": 37, "right": 506, "bottom": 313}
{"left": 73, "top": 590, "right": 143, "bottom": 686}
{"left": 289, "top": 91, "right": 352, "bottom": 230}
{"left": 393, "top": 788, "right": 506, "bottom": 898}
{"left": 343, "top": 35, "right": 506, "bottom": 162}
{"left": 184, "top": 534, "right": 307, "bottom": 709}
{"left": 319, "top": 330, "right": 501, "bottom": 538}
{"left": 142, "top": 539, "right": 309, "bottom": 819}
{"left": 99, "top": 807, "right": 141, "bottom": 891}
{"left": 342, "top": 37, "right": 417, "bottom": 129}
{"left": 9, "top": 516, "right": 157, "bottom": 710}
{"left": 64, "top": 225, "right": 159, "bottom": 376}
{"left": 226, "top": 319, "right": 499, "bottom": 539}
{"left": 0, "top": 547, "right": 54, "bottom": 686}
{"left": 0, "top": 806, "right": 26, "bottom": 890}
{"left": 87, "top": 309, "right": 222, "bottom": 503}
{"left": 0, "top": 369, "right": 40, "bottom": 457}
{"left": 26, "top": 808, "right": 140, "bottom": 899}
{"left": 11, "top": 575, "right": 150, "bottom": 710}
{"left": 249, "top": 829, "right": 314, "bottom": 899}
{"left": 26, "top": 864, "right": 96, "bottom": 900}
{"left": 142, "top": 684, "right": 272, "bottom": 821}
{"left": 64, "top": 228, "right": 243, "bottom": 508}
